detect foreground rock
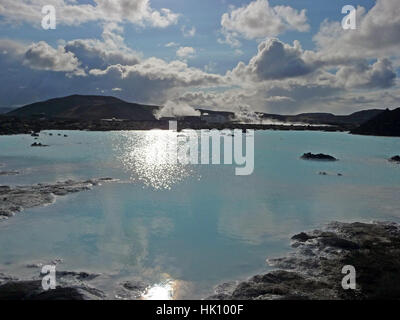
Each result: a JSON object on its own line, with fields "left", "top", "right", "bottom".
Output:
{"left": 301, "top": 153, "right": 337, "bottom": 161}
{"left": 115, "top": 280, "right": 150, "bottom": 300}
{"left": 209, "top": 221, "right": 400, "bottom": 300}
{"left": 0, "top": 178, "right": 114, "bottom": 220}
{"left": 389, "top": 155, "right": 400, "bottom": 163}
{"left": 0, "top": 270, "right": 104, "bottom": 300}
{"left": 0, "top": 263, "right": 152, "bottom": 300}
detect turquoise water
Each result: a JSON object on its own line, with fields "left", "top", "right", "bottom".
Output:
{"left": 0, "top": 130, "right": 400, "bottom": 299}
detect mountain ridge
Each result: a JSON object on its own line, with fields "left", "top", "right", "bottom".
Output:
{"left": 7, "top": 95, "right": 160, "bottom": 121}
{"left": 6, "top": 94, "right": 386, "bottom": 127}
{"left": 351, "top": 108, "right": 400, "bottom": 137}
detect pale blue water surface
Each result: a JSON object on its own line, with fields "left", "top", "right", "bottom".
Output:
{"left": 0, "top": 130, "right": 399, "bottom": 299}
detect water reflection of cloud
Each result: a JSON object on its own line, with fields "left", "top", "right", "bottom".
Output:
{"left": 217, "top": 203, "right": 298, "bottom": 245}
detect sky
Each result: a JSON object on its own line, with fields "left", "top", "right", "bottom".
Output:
{"left": 0, "top": 0, "right": 399, "bottom": 116}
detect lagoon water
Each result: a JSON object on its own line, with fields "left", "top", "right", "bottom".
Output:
{"left": 1, "top": 130, "right": 400, "bottom": 299}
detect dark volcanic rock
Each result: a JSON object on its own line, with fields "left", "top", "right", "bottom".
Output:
{"left": 318, "top": 236, "right": 360, "bottom": 250}
{"left": 0, "top": 267, "right": 105, "bottom": 300}
{"left": 113, "top": 280, "right": 150, "bottom": 300}
{"left": 209, "top": 221, "right": 400, "bottom": 300}
{"left": 291, "top": 232, "right": 315, "bottom": 242}
{"left": 351, "top": 108, "right": 400, "bottom": 137}
{"left": 122, "top": 280, "right": 148, "bottom": 292}
{"left": 0, "top": 279, "right": 103, "bottom": 300}
{"left": 389, "top": 155, "right": 400, "bottom": 163}
{"left": 301, "top": 153, "right": 337, "bottom": 161}
{"left": 231, "top": 270, "right": 332, "bottom": 300}
{"left": 55, "top": 271, "right": 100, "bottom": 281}
{"left": 0, "top": 171, "right": 19, "bottom": 176}
{"left": 31, "top": 142, "right": 48, "bottom": 147}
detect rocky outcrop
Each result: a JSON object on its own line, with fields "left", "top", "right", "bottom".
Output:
{"left": 31, "top": 142, "right": 48, "bottom": 147}
{"left": 301, "top": 153, "right": 337, "bottom": 161}
{"left": 209, "top": 221, "right": 400, "bottom": 300}
{"left": 389, "top": 155, "right": 400, "bottom": 163}
{"left": 0, "top": 178, "right": 115, "bottom": 220}
{"left": 0, "top": 171, "right": 19, "bottom": 176}
{"left": 115, "top": 280, "right": 150, "bottom": 300}
{"left": 0, "top": 269, "right": 104, "bottom": 300}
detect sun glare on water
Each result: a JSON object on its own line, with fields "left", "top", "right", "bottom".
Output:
{"left": 114, "top": 130, "right": 196, "bottom": 190}
{"left": 142, "top": 280, "right": 175, "bottom": 300}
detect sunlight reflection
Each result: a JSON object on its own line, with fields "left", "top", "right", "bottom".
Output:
{"left": 142, "top": 280, "right": 174, "bottom": 300}
{"left": 114, "top": 130, "right": 197, "bottom": 190}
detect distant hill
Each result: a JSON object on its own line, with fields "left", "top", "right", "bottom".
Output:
{"left": 6, "top": 94, "right": 387, "bottom": 129}
{"left": 351, "top": 108, "right": 400, "bottom": 137}
{"left": 260, "top": 109, "right": 384, "bottom": 126}
{"left": 0, "top": 107, "right": 16, "bottom": 114}
{"left": 7, "top": 95, "right": 160, "bottom": 121}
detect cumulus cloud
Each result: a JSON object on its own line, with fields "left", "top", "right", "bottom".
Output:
{"left": 24, "top": 41, "right": 85, "bottom": 76}
{"left": 0, "top": 0, "right": 179, "bottom": 28}
{"left": 89, "top": 57, "right": 222, "bottom": 87}
{"left": 220, "top": 0, "right": 309, "bottom": 47}
{"left": 335, "top": 59, "right": 396, "bottom": 89}
{"left": 86, "top": 57, "right": 225, "bottom": 104}
{"left": 176, "top": 47, "right": 196, "bottom": 59}
{"left": 154, "top": 100, "right": 200, "bottom": 119}
{"left": 165, "top": 42, "right": 179, "bottom": 48}
{"left": 65, "top": 23, "right": 141, "bottom": 68}
{"left": 230, "top": 39, "right": 313, "bottom": 81}
{"left": 0, "top": 0, "right": 399, "bottom": 116}
{"left": 177, "top": 81, "right": 341, "bottom": 115}
{"left": 313, "top": 0, "right": 400, "bottom": 62}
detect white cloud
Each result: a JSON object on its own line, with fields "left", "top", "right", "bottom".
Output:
{"left": 220, "top": 0, "right": 309, "bottom": 47}
{"left": 176, "top": 47, "right": 196, "bottom": 59}
{"left": 24, "top": 41, "right": 85, "bottom": 76}
{"left": 65, "top": 23, "right": 141, "bottom": 68}
{"left": 86, "top": 57, "right": 225, "bottom": 104}
{"left": 229, "top": 39, "right": 313, "bottom": 81}
{"left": 181, "top": 26, "right": 196, "bottom": 38}
{"left": 0, "top": 0, "right": 399, "bottom": 116}
{"left": 89, "top": 57, "right": 222, "bottom": 87}
{"left": 165, "top": 42, "right": 179, "bottom": 48}
{"left": 313, "top": 0, "right": 400, "bottom": 62}
{"left": 335, "top": 59, "right": 396, "bottom": 89}
{"left": 0, "top": 0, "right": 179, "bottom": 28}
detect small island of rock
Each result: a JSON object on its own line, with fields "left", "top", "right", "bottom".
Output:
{"left": 389, "top": 155, "right": 400, "bottom": 163}
{"left": 301, "top": 153, "right": 337, "bottom": 161}
{"left": 31, "top": 142, "right": 48, "bottom": 147}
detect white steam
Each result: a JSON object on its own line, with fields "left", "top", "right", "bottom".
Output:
{"left": 154, "top": 100, "right": 200, "bottom": 119}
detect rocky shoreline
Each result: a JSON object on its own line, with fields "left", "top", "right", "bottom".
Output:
{"left": 0, "top": 115, "right": 350, "bottom": 136}
{"left": 0, "top": 178, "right": 115, "bottom": 220}
{"left": 209, "top": 221, "right": 400, "bottom": 300}
{"left": 0, "top": 268, "right": 105, "bottom": 300}
{"left": 1, "top": 221, "right": 399, "bottom": 300}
